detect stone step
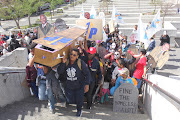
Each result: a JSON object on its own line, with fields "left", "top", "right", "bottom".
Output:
{"left": 0, "top": 96, "right": 150, "bottom": 120}
{"left": 51, "top": 17, "right": 180, "bottom": 24}
{"left": 64, "top": 9, "right": 177, "bottom": 14}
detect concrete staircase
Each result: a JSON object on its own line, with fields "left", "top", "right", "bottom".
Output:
{"left": 54, "top": 0, "right": 179, "bottom": 29}
{"left": 0, "top": 96, "right": 150, "bottom": 120}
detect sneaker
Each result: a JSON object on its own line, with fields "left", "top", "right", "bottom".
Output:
{"left": 50, "top": 108, "right": 55, "bottom": 114}
{"left": 76, "top": 110, "right": 82, "bottom": 117}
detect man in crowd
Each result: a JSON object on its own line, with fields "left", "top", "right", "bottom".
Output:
{"left": 84, "top": 47, "right": 102, "bottom": 109}
{"left": 160, "top": 31, "right": 170, "bottom": 46}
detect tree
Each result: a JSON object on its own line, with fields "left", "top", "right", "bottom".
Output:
{"left": 150, "top": 0, "right": 162, "bottom": 13}
{"left": 150, "top": 0, "right": 174, "bottom": 27}
{"left": 99, "top": 0, "right": 112, "bottom": 14}
{"left": 23, "top": 0, "right": 43, "bottom": 27}
{"left": 24, "top": 0, "right": 43, "bottom": 27}
{"left": 0, "top": 0, "right": 26, "bottom": 29}
{"left": 161, "top": 2, "right": 174, "bottom": 27}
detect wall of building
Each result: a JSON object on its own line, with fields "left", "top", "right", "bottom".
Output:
{"left": 0, "top": 47, "right": 28, "bottom": 67}
{"left": 0, "top": 48, "right": 30, "bottom": 107}
{"left": 144, "top": 74, "right": 180, "bottom": 120}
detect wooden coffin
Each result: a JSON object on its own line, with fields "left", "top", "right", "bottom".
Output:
{"left": 33, "top": 27, "right": 86, "bottom": 67}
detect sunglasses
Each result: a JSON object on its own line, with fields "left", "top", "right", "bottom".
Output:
{"left": 70, "top": 53, "right": 77, "bottom": 57}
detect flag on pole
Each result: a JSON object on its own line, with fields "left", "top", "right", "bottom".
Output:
{"left": 103, "top": 29, "right": 108, "bottom": 42}
{"left": 137, "top": 15, "right": 150, "bottom": 49}
{"left": 90, "top": 5, "right": 97, "bottom": 19}
{"left": 146, "top": 9, "right": 162, "bottom": 39}
{"left": 98, "top": 12, "right": 105, "bottom": 27}
{"left": 111, "top": 5, "right": 124, "bottom": 23}
{"left": 80, "top": 5, "right": 85, "bottom": 19}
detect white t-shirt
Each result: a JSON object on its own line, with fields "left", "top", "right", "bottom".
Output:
{"left": 27, "top": 53, "right": 33, "bottom": 66}
{"left": 24, "top": 36, "right": 30, "bottom": 45}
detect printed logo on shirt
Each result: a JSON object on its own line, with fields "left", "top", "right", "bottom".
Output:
{"left": 66, "top": 67, "right": 77, "bottom": 81}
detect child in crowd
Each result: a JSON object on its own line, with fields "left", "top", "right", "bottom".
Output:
{"left": 110, "top": 68, "right": 134, "bottom": 96}
{"left": 99, "top": 78, "right": 110, "bottom": 104}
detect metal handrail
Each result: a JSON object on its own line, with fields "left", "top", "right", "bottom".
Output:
{"left": 143, "top": 78, "right": 180, "bottom": 105}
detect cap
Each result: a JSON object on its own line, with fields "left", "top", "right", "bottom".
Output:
{"left": 121, "top": 68, "right": 129, "bottom": 76}
{"left": 87, "top": 47, "right": 96, "bottom": 54}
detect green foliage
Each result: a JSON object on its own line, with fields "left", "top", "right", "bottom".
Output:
{"left": 63, "top": 6, "right": 68, "bottom": 10}
{"left": 57, "top": 8, "right": 63, "bottom": 13}
{"left": 81, "top": 0, "right": 86, "bottom": 3}
{"left": 51, "top": 0, "right": 56, "bottom": 10}
{"left": 0, "top": 0, "right": 28, "bottom": 28}
{"left": 69, "top": 3, "right": 74, "bottom": 7}
{"left": 78, "top": 1, "right": 82, "bottom": 4}
{"left": 23, "top": 0, "right": 43, "bottom": 16}
{"left": 44, "top": 12, "right": 51, "bottom": 16}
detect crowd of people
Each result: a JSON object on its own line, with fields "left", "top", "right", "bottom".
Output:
{"left": 0, "top": 14, "right": 171, "bottom": 117}
{"left": 0, "top": 29, "right": 38, "bottom": 56}
{"left": 25, "top": 19, "right": 167, "bottom": 117}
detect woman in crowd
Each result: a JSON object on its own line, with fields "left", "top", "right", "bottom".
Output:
{"left": 57, "top": 48, "right": 90, "bottom": 117}
{"left": 128, "top": 49, "right": 147, "bottom": 90}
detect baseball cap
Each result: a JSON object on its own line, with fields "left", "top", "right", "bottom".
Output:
{"left": 87, "top": 47, "right": 96, "bottom": 54}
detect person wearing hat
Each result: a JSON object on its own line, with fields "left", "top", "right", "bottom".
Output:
{"left": 84, "top": 47, "right": 102, "bottom": 109}
{"left": 110, "top": 68, "right": 134, "bottom": 96}
{"left": 160, "top": 31, "right": 170, "bottom": 46}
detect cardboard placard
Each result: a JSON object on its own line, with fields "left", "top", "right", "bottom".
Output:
{"left": 113, "top": 83, "right": 138, "bottom": 113}
{"left": 126, "top": 44, "right": 139, "bottom": 77}
{"left": 150, "top": 46, "right": 169, "bottom": 69}
{"left": 147, "top": 55, "right": 156, "bottom": 72}
{"left": 76, "top": 19, "right": 103, "bottom": 41}
{"left": 33, "top": 27, "right": 86, "bottom": 67}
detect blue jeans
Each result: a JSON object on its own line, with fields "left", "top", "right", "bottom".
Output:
{"left": 38, "top": 80, "right": 56, "bottom": 109}
{"left": 65, "top": 87, "right": 84, "bottom": 111}
{"left": 30, "top": 81, "right": 38, "bottom": 97}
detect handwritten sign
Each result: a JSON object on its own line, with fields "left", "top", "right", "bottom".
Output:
{"left": 76, "top": 19, "right": 103, "bottom": 41}
{"left": 113, "top": 83, "right": 138, "bottom": 114}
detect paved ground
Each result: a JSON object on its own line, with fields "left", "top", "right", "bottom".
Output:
{"left": 156, "top": 47, "right": 180, "bottom": 77}
{"left": 0, "top": 97, "right": 150, "bottom": 120}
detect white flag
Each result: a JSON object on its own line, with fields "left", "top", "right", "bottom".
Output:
{"left": 90, "top": 5, "right": 97, "bottom": 19}
{"left": 80, "top": 5, "right": 85, "bottom": 19}
{"left": 103, "top": 29, "right": 108, "bottom": 42}
{"left": 137, "top": 15, "right": 150, "bottom": 49}
{"left": 146, "top": 9, "right": 162, "bottom": 39}
{"left": 111, "top": 5, "right": 124, "bottom": 23}
{"left": 98, "top": 12, "right": 105, "bottom": 27}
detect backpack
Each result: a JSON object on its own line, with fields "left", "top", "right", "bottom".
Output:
{"left": 66, "top": 58, "right": 82, "bottom": 70}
